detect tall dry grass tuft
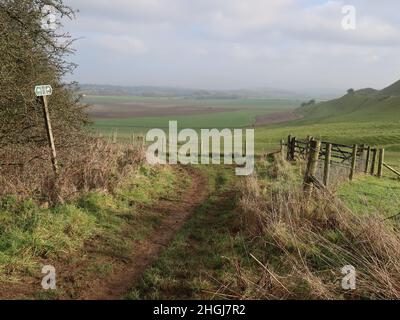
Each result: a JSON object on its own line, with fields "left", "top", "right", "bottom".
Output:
{"left": 235, "top": 155, "right": 400, "bottom": 300}
{"left": 0, "top": 138, "right": 146, "bottom": 204}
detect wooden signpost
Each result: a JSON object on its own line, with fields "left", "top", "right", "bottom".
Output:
{"left": 35, "top": 85, "right": 58, "bottom": 176}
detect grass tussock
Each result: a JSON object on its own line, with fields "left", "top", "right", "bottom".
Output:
{"left": 0, "top": 138, "right": 146, "bottom": 204}
{"left": 235, "top": 156, "right": 400, "bottom": 300}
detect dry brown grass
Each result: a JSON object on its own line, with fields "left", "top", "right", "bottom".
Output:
{"left": 0, "top": 138, "right": 146, "bottom": 204}
{"left": 235, "top": 156, "right": 400, "bottom": 300}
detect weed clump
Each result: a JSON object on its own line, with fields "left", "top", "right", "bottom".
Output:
{"left": 234, "top": 156, "right": 400, "bottom": 299}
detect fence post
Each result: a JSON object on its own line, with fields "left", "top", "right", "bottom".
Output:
{"left": 370, "top": 148, "right": 377, "bottom": 175}
{"left": 305, "top": 136, "right": 312, "bottom": 159}
{"left": 290, "top": 137, "right": 296, "bottom": 161}
{"left": 304, "top": 140, "right": 321, "bottom": 193}
{"left": 286, "top": 135, "right": 292, "bottom": 161}
{"left": 349, "top": 144, "right": 358, "bottom": 181}
{"left": 323, "top": 143, "right": 332, "bottom": 187}
{"left": 360, "top": 144, "right": 365, "bottom": 171}
{"left": 378, "top": 148, "right": 385, "bottom": 178}
{"left": 365, "top": 146, "right": 371, "bottom": 174}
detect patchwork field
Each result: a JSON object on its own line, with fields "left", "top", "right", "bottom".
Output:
{"left": 85, "top": 95, "right": 300, "bottom": 137}
{"left": 85, "top": 93, "right": 400, "bottom": 173}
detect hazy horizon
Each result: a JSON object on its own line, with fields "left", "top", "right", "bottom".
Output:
{"left": 79, "top": 83, "right": 346, "bottom": 99}
{"left": 64, "top": 0, "right": 400, "bottom": 93}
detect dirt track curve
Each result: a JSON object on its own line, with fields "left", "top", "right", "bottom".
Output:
{"left": 80, "top": 167, "right": 208, "bottom": 300}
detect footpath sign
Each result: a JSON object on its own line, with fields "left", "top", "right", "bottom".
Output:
{"left": 35, "top": 85, "right": 58, "bottom": 175}
{"left": 35, "top": 85, "right": 53, "bottom": 97}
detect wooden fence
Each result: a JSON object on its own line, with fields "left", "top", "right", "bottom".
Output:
{"left": 281, "top": 135, "right": 399, "bottom": 190}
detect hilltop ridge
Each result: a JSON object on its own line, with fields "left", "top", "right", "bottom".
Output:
{"left": 296, "top": 79, "right": 400, "bottom": 123}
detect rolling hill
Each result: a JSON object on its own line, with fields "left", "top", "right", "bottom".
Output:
{"left": 296, "top": 79, "right": 400, "bottom": 123}
{"left": 79, "top": 84, "right": 307, "bottom": 100}
{"left": 380, "top": 79, "right": 400, "bottom": 96}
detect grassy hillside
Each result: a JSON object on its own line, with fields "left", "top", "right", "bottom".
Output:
{"left": 297, "top": 94, "right": 400, "bottom": 123}
{"left": 380, "top": 79, "right": 400, "bottom": 96}
{"left": 296, "top": 79, "right": 400, "bottom": 123}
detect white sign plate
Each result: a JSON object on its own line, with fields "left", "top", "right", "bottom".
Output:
{"left": 35, "top": 85, "right": 53, "bottom": 97}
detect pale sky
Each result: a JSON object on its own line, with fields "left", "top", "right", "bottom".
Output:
{"left": 63, "top": 0, "right": 400, "bottom": 92}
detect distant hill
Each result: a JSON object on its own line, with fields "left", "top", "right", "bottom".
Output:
{"left": 79, "top": 84, "right": 306, "bottom": 100}
{"left": 296, "top": 79, "right": 400, "bottom": 123}
{"left": 355, "top": 88, "right": 379, "bottom": 96}
{"left": 79, "top": 84, "right": 195, "bottom": 97}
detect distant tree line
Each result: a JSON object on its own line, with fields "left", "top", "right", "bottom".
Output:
{"left": 300, "top": 99, "right": 316, "bottom": 108}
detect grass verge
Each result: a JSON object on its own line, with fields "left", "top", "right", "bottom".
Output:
{"left": 0, "top": 164, "right": 190, "bottom": 298}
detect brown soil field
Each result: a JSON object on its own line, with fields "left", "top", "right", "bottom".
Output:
{"left": 255, "top": 111, "right": 301, "bottom": 126}
{"left": 87, "top": 103, "right": 236, "bottom": 119}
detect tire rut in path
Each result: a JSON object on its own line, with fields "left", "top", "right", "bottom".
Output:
{"left": 80, "top": 167, "right": 209, "bottom": 300}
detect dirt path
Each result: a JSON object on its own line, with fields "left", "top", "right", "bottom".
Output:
{"left": 130, "top": 167, "right": 240, "bottom": 300}
{"left": 79, "top": 167, "right": 209, "bottom": 300}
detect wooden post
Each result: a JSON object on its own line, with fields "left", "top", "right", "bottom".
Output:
{"left": 287, "top": 135, "right": 292, "bottom": 161}
{"left": 40, "top": 95, "right": 58, "bottom": 176}
{"left": 378, "top": 148, "right": 385, "bottom": 178}
{"left": 304, "top": 136, "right": 310, "bottom": 158}
{"left": 383, "top": 163, "right": 400, "bottom": 177}
{"left": 365, "top": 146, "right": 371, "bottom": 174}
{"left": 360, "top": 144, "right": 365, "bottom": 171}
{"left": 370, "top": 148, "right": 377, "bottom": 175}
{"left": 112, "top": 130, "right": 118, "bottom": 143}
{"left": 290, "top": 137, "right": 296, "bottom": 161}
{"left": 323, "top": 143, "right": 332, "bottom": 187}
{"left": 349, "top": 144, "right": 358, "bottom": 181}
{"left": 304, "top": 140, "right": 321, "bottom": 193}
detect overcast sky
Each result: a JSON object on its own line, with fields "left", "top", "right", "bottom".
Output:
{"left": 63, "top": 0, "right": 400, "bottom": 93}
